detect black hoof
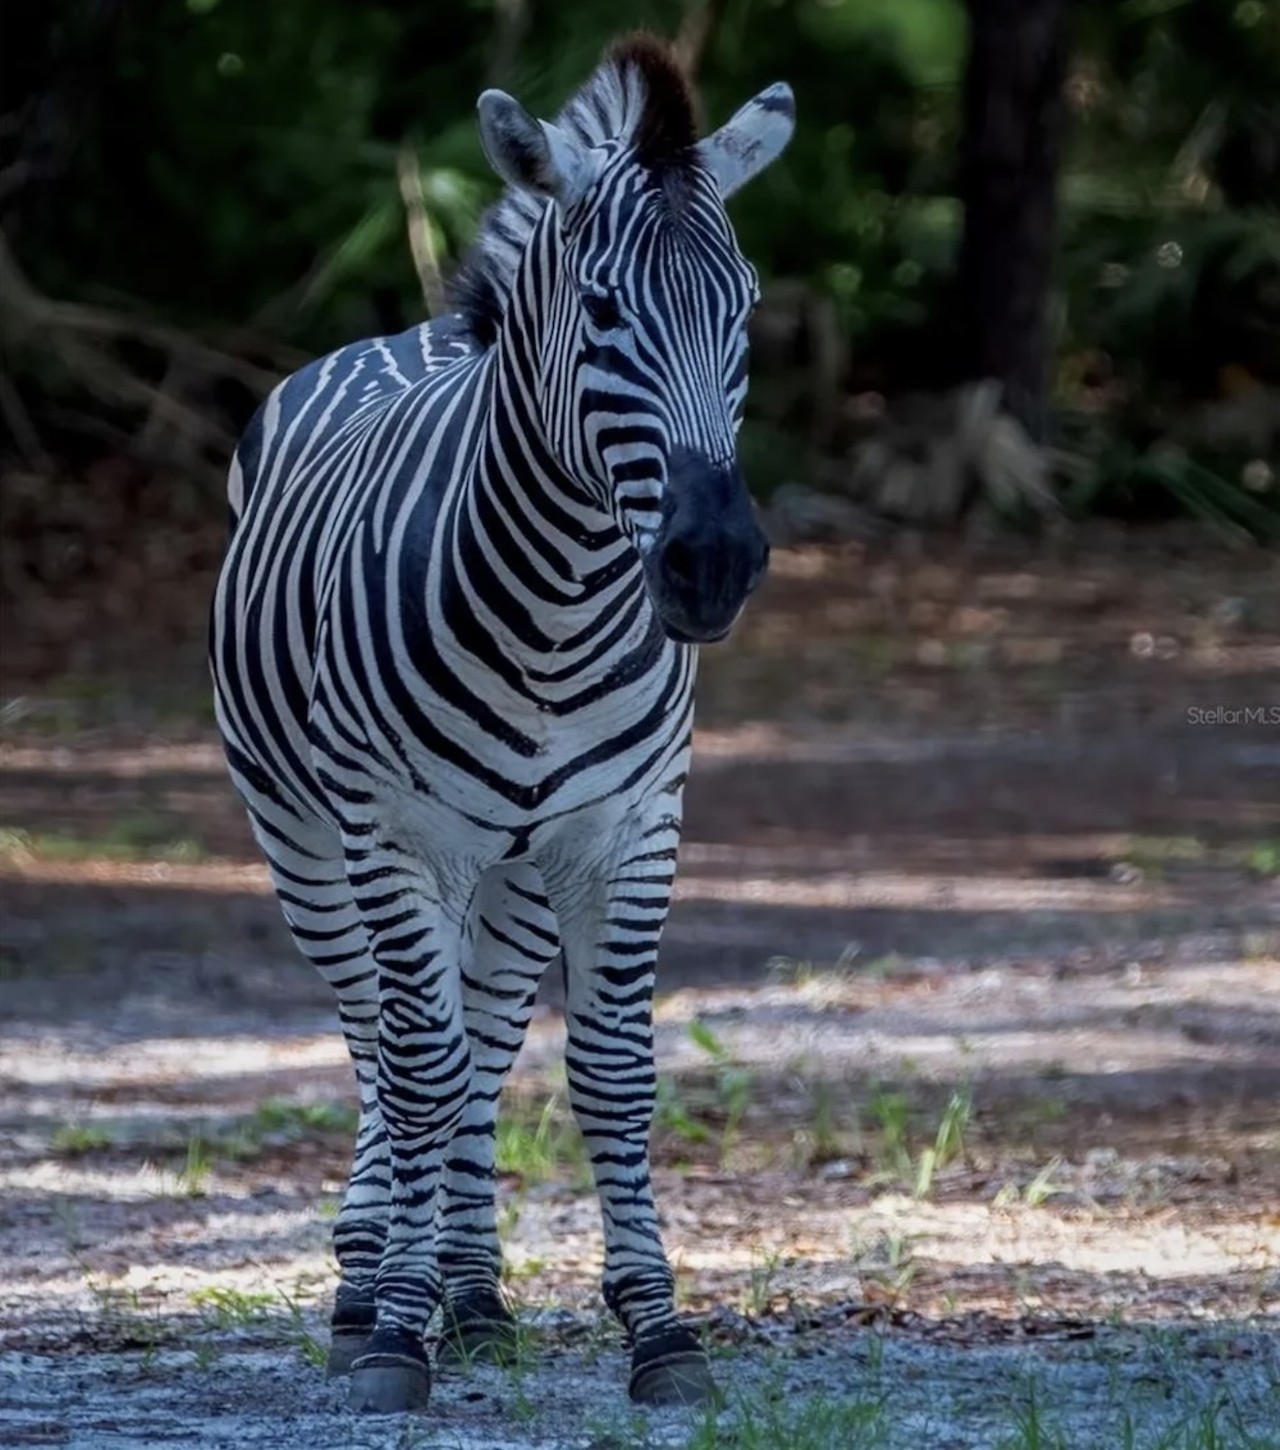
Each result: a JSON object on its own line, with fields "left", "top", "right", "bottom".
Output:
{"left": 328, "top": 1285, "right": 376, "bottom": 1377}
{"left": 629, "top": 1325, "right": 717, "bottom": 1407}
{"left": 349, "top": 1327, "right": 432, "bottom": 1413}
{"left": 438, "top": 1288, "right": 519, "bottom": 1366}
{"left": 328, "top": 1327, "right": 372, "bottom": 1376}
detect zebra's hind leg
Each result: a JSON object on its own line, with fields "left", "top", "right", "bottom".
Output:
{"left": 437, "top": 866, "right": 559, "bottom": 1366}
{"left": 247, "top": 810, "right": 387, "bottom": 1376}
{"left": 546, "top": 830, "right": 717, "bottom": 1409}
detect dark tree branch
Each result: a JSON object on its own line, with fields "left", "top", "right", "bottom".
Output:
{"left": 955, "top": 0, "right": 1069, "bottom": 443}
{"left": 676, "top": 0, "right": 729, "bottom": 86}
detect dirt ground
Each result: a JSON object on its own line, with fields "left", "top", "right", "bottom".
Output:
{"left": 1, "top": 533, "right": 1278, "bottom": 1448}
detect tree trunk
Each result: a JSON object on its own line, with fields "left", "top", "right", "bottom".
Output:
{"left": 955, "top": 0, "right": 1068, "bottom": 442}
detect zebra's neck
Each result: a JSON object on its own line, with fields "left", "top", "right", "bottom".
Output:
{"left": 443, "top": 220, "right": 658, "bottom": 675}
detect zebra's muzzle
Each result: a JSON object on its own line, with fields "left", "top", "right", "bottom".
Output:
{"left": 644, "top": 448, "right": 769, "bottom": 644}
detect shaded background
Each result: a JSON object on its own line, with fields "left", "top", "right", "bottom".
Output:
{"left": 3, "top": 0, "right": 1279, "bottom": 691}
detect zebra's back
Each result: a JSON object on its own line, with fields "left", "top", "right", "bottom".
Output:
{"left": 212, "top": 313, "right": 484, "bottom": 819}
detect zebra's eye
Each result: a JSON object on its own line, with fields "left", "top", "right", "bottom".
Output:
{"left": 582, "top": 292, "right": 624, "bottom": 332}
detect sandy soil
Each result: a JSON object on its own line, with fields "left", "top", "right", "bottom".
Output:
{"left": 1, "top": 536, "right": 1278, "bottom": 1447}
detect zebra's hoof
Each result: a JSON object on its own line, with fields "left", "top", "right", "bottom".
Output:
{"left": 327, "top": 1327, "right": 372, "bottom": 1376}
{"left": 327, "top": 1285, "right": 376, "bottom": 1376}
{"left": 349, "top": 1328, "right": 432, "bottom": 1413}
{"left": 438, "top": 1290, "right": 519, "bottom": 1366}
{"left": 628, "top": 1326, "right": 717, "bottom": 1407}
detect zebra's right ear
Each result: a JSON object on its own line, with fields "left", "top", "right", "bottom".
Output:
{"left": 477, "top": 90, "right": 591, "bottom": 209}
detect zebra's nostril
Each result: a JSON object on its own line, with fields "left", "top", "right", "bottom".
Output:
{"left": 661, "top": 537, "right": 698, "bottom": 591}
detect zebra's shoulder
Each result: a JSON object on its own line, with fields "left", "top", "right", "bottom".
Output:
{"left": 316, "top": 314, "right": 484, "bottom": 395}
{"left": 275, "top": 314, "right": 481, "bottom": 409}
{"left": 363, "top": 314, "right": 485, "bottom": 384}
{"left": 230, "top": 315, "right": 481, "bottom": 522}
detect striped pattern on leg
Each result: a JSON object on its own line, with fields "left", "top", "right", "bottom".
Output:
{"left": 439, "top": 868, "right": 559, "bottom": 1305}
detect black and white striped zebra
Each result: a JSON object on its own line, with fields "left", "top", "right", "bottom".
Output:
{"left": 210, "top": 33, "right": 793, "bottom": 1414}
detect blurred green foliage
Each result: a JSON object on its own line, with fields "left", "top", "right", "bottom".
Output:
{"left": 3, "top": 0, "right": 1278, "bottom": 531}
{"left": 9, "top": 0, "right": 972, "bottom": 353}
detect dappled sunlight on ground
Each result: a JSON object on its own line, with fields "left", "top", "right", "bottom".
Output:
{"left": 2, "top": 537, "right": 1278, "bottom": 1445}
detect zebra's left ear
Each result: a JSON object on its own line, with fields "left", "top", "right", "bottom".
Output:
{"left": 696, "top": 82, "right": 796, "bottom": 200}
{"left": 477, "top": 90, "right": 592, "bottom": 210}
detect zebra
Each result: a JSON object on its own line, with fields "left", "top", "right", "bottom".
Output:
{"left": 210, "top": 33, "right": 793, "bottom": 1415}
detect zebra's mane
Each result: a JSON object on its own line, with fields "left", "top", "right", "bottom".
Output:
{"left": 448, "top": 33, "right": 698, "bottom": 347}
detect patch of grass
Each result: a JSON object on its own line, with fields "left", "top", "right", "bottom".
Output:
{"left": 688, "top": 1018, "right": 754, "bottom": 1165}
{"left": 1023, "top": 1158, "right": 1069, "bottom": 1208}
{"left": 912, "top": 1088, "right": 971, "bottom": 1198}
{"left": 994, "top": 1158, "right": 1069, "bottom": 1209}
{"left": 191, "top": 1283, "right": 327, "bottom": 1368}
{"left": 207, "top": 1096, "right": 359, "bottom": 1164}
{"left": 1118, "top": 1394, "right": 1279, "bottom": 1450}
{"left": 190, "top": 1286, "right": 279, "bottom": 1329}
{"left": 178, "top": 1135, "right": 214, "bottom": 1198}
{"left": 766, "top": 953, "right": 820, "bottom": 987}
{"left": 66, "top": 1096, "right": 358, "bottom": 1194}
{"left": 277, "top": 1287, "right": 328, "bottom": 1369}
{"left": 84, "top": 1278, "right": 172, "bottom": 1367}
{"left": 250, "top": 1098, "right": 357, "bottom": 1136}
{"left": 0, "top": 689, "right": 106, "bottom": 738}
{"left": 742, "top": 1245, "right": 785, "bottom": 1318}
{"left": 998, "top": 1378, "right": 1067, "bottom": 1450}
{"left": 655, "top": 1076, "right": 714, "bottom": 1147}
{"left": 862, "top": 952, "right": 911, "bottom": 982}
{"left": 653, "top": 1022, "right": 756, "bottom": 1165}
{"left": 495, "top": 1093, "right": 588, "bottom": 1187}
{"left": 1112, "top": 834, "right": 1280, "bottom": 883}
{"left": 582, "top": 1321, "right": 1280, "bottom": 1449}
{"left": 1008, "top": 1092, "right": 1069, "bottom": 1134}
{"left": 503, "top": 1253, "right": 547, "bottom": 1283}
{"left": 51, "top": 1122, "right": 116, "bottom": 1155}
{"left": 0, "top": 817, "right": 206, "bottom": 864}
{"left": 191, "top": 1341, "right": 220, "bottom": 1371}
{"left": 488, "top": 1322, "right": 540, "bottom": 1423}
{"left": 581, "top": 1407, "right": 655, "bottom": 1448}
{"left": 867, "top": 1085, "right": 912, "bottom": 1180}
{"left": 850, "top": 1230, "right": 919, "bottom": 1305}
{"left": 790, "top": 1076, "right": 853, "bottom": 1170}
{"left": 685, "top": 1387, "right": 889, "bottom": 1450}
{"left": 0, "top": 825, "right": 33, "bottom": 858}
{"left": 766, "top": 943, "right": 861, "bottom": 995}
{"left": 864, "top": 1084, "right": 972, "bottom": 1197}
{"left": 809, "top": 1078, "right": 846, "bottom": 1163}
{"left": 497, "top": 1197, "right": 522, "bottom": 1246}
{"left": 1242, "top": 841, "right": 1280, "bottom": 879}
{"left": 1114, "top": 834, "right": 1208, "bottom": 880}
{"left": 233, "top": 1097, "right": 357, "bottom": 1150}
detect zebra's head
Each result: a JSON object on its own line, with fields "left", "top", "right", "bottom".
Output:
{"left": 473, "top": 37, "right": 794, "bottom": 644}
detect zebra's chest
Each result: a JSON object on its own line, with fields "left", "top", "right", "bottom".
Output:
{"left": 400, "top": 655, "right": 685, "bottom": 804}
{"left": 351, "top": 667, "right": 691, "bottom": 880}
{"left": 310, "top": 590, "right": 690, "bottom": 835}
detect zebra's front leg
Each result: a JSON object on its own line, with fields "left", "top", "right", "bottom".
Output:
{"left": 242, "top": 809, "right": 388, "bottom": 1374}
{"left": 342, "top": 841, "right": 475, "bottom": 1415}
{"left": 547, "top": 827, "right": 716, "bottom": 1408}
{"left": 437, "top": 865, "right": 560, "bottom": 1364}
